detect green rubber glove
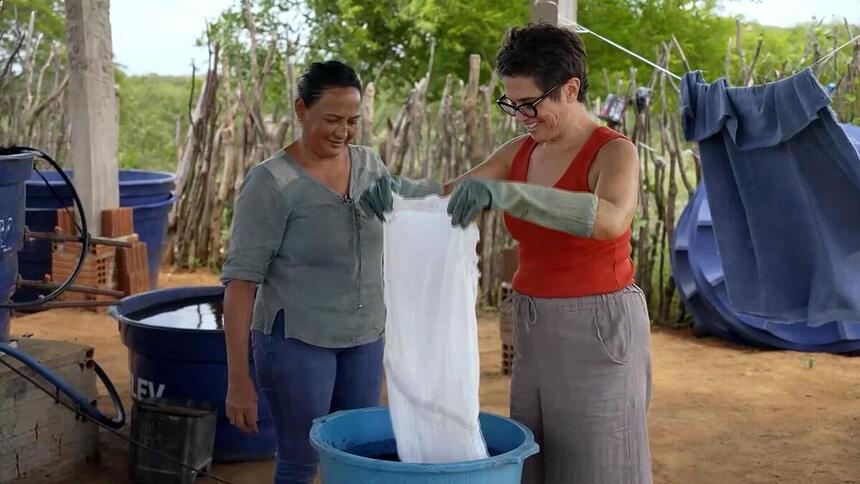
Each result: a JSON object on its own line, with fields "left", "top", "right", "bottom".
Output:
{"left": 359, "top": 175, "right": 442, "bottom": 222}
{"left": 446, "top": 178, "right": 598, "bottom": 237}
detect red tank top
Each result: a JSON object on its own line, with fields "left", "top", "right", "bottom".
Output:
{"left": 504, "top": 127, "right": 635, "bottom": 297}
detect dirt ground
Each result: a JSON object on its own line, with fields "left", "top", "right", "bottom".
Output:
{"left": 10, "top": 269, "right": 860, "bottom": 484}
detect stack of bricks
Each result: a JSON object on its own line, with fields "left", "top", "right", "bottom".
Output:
{"left": 51, "top": 239, "right": 116, "bottom": 310}
{"left": 500, "top": 282, "right": 515, "bottom": 375}
{"left": 102, "top": 208, "right": 149, "bottom": 296}
{"left": 499, "top": 246, "right": 519, "bottom": 376}
{"left": 0, "top": 339, "right": 99, "bottom": 483}
{"left": 116, "top": 236, "right": 149, "bottom": 296}
{"left": 54, "top": 208, "right": 116, "bottom": 310}
{"left": 100, "top": 206, "right": 134, "bottom": 239}
{"left": 51, "top": 207, "right": 150, "bottom": 310}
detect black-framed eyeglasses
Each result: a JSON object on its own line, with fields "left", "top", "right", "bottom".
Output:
{"left": 496, "top": 84, "right": 561, "bottom": 118}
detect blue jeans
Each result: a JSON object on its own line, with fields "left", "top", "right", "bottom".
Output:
{"left": 252, "top": 313, "right": 384, "bottom": 484}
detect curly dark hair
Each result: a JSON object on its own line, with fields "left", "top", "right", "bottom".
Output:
{"left": 495, "top": 23, "right": 589, "bottom": 102}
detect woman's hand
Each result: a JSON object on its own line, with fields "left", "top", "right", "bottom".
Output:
{"left": 226, "top": 374, "right": 259, "bottom": 434}
{"left": 359, "top": 175, "right": 397, "bottom": 222}
{"left": 447, "top": 178, "right": 493, "bottom": 227}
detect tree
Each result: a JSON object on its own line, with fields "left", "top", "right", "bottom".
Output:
{"left": 303, "top": 0, "right": 529, "bottom": 98}
{"left": 576, "top": 0, "right": 735, "bottom": 94}
{"left": 116, "top": 73, "right": 200, "bottom": 171}
{"left": 0, "top": 0, "right": 65, "bottom": 45}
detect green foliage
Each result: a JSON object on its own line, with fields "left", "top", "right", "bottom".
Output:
{"left": 0, "top": 0, "right": 65, "bottom": 42}
{"left": 577, "top": 0, "right": 735, "bottom": 97}
{"left": 0, "top": 0, "right": 66, "bottom": 77}
{"left": 301, "top": 0, "right": 530, "bottom": 98}
{"left": 9, "top": 0, "right": 857, "bottom": 172}
{"left": 116, "top": 73, "right": 199, "bottom": 172}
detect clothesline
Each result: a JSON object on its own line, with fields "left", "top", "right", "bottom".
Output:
{"left": 557, "top": 15, "right": 860, "bottom": 83}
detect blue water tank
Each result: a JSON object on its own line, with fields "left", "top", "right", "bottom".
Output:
{"left": 310, "top": 407, "right": 539, "bottom": 484}
{"left": 110, "top": 285, "right": 275, "bottom": 461}
{"left": 129, "top": 195, "right": 175, "bottom": 289}
{"left": 26, "top": 169, "right": 175, "bottom": 208}
{"left": 0, "top": 152, "right": 36, "bottom": 341}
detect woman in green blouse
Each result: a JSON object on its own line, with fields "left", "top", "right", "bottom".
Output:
{"left": 220, "top": 60, "right": 436, "bottom": 484}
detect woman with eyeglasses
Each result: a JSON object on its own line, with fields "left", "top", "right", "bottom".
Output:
{"left": 441, "top": 23, "right": 654, "bottom": 484}
{"left": 359, "top": 22, "right": 651, "bottom": 484}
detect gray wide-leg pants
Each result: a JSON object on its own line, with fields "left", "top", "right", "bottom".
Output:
{"left": 509, "top": 284, "right": 653, "bottom": 484}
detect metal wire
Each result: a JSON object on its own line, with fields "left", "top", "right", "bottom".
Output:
{"left": 559, "top": 16, "right": 860, "bottom": 83}
{"left": 558, "top": 16, "right": 682, "bottom": 80}
{"left": 807, "top": 33, "right": 860, "bottom": 71}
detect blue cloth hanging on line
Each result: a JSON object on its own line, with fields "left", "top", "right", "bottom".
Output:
{"left": 680, "top": 68, "right": 860, "bottom": 326}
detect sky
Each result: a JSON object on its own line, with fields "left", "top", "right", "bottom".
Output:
{"left": 110, "top": 0, "right": 860, "bottom": 76}
{"left": 110, "top": 0, "right": 235, "bottom": 76}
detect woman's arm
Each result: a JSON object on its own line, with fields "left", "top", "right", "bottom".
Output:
{"left": 591, "top": 138, "right": 640, "bottom": 240}
{"left": 442, "top": 134, "right": 529, "bottom": 194}
{"left": 220, "top": 163, "right": 289, "bottom": 433}
{"left": 446, "top": 138, "right": 641, "bottom": 241}
{"left": 359, "top": 136, "right": 527, "bottom": 221}
{"left": 224, "top": 280, "right": 258, "bottom": 433}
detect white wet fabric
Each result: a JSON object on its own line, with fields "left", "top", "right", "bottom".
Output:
{"left": 382, "top": 194, "right": 488, "bottom": 464}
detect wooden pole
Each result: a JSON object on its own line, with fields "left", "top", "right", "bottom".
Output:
{"left": 530, "top": 0, "right": 577, "bottom": 25}
{"left": 64, "top": 0, "right": 120, "bottom": 236}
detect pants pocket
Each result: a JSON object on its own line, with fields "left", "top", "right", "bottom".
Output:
{"left": 592, "top": 296, "right": 632, "bottom": 365}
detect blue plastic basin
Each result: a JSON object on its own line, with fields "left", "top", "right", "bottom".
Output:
{"left": 310, "top": 407, "right": 539, "bottom": 484}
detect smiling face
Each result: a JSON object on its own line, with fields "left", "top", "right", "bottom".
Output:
{"left": 500, "top": 75, "right": 581, "bottom": 143}
{"left": 296, "top": 86, "right": 362, "bottom": 158}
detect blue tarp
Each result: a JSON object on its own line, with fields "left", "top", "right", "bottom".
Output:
{"left": 681, "top": 69, "right": 860, "bottom": 326}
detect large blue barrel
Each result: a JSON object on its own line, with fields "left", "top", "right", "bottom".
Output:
{"left": 672, "top": 182, "right": 860, "bottom": 352}
{"left": 110, "top": 285, "right": 275, "bottom": 461}
{"left": 0, "top": 152, "right": 35, "bottom": 341}
{"left": 131, "top": 195, "right": 175, "bottom": 289}
{"left": 17, "top": 169, "right": 175, "bottom": 300}
{"left": 26, "top": 169, "right": 175, "bottom": 208}
{"left": 310, "top": 407, "right": 539, "bottom": 484}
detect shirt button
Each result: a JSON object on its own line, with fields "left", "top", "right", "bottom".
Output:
{"left": 357, "top": 304, "right": 364, "bottom": 310}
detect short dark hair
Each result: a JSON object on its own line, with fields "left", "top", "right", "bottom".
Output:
{"left": 297, "top": 60, "right": 362, "bottom": 107}
{"left": 495, "top": 23, "right": 589, "bottom": 102}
